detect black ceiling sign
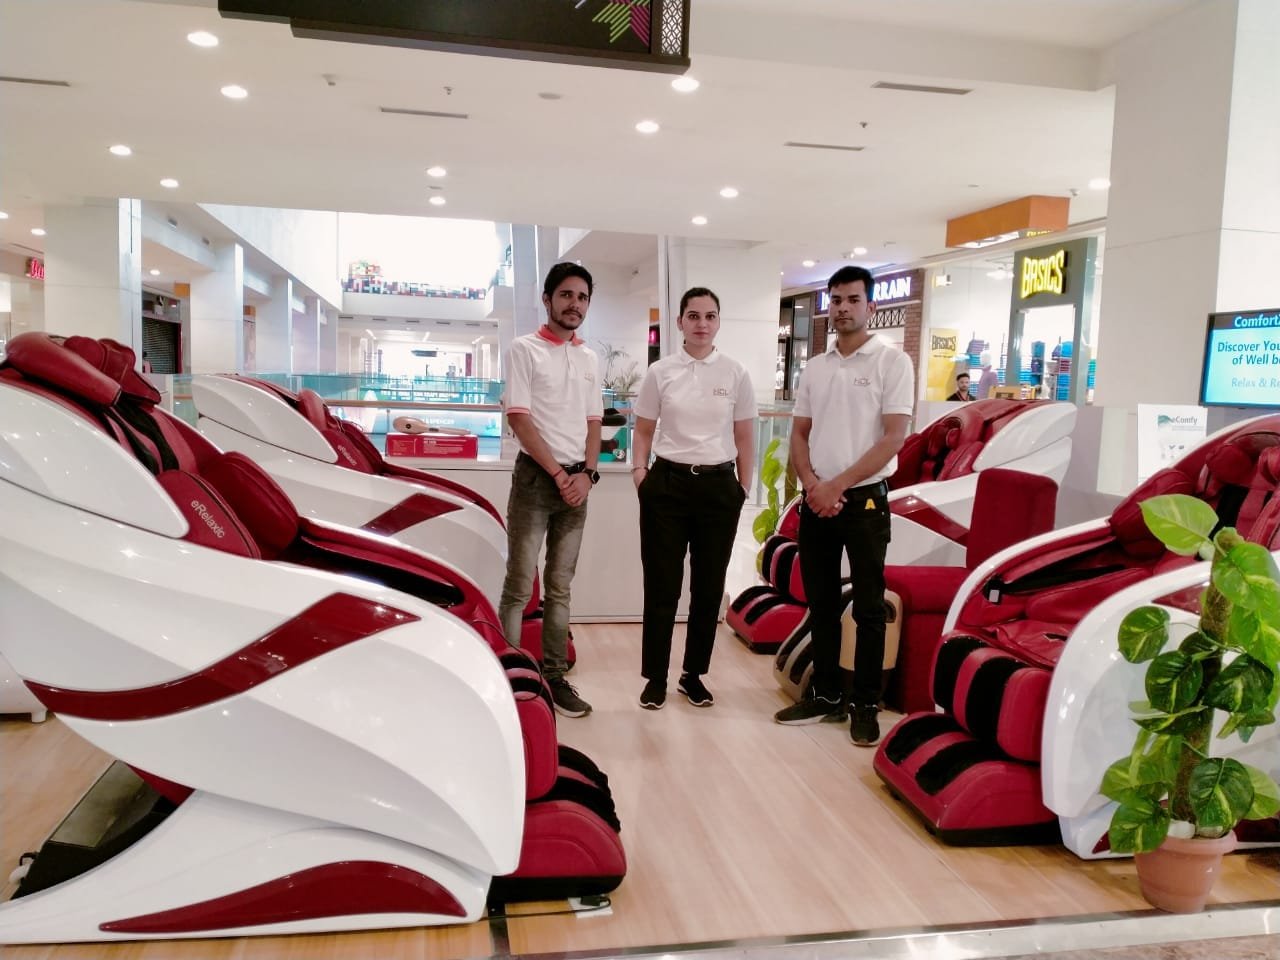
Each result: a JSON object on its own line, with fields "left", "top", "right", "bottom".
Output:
{"left": 220, "top": 1, "right": 691, "bottom": 73}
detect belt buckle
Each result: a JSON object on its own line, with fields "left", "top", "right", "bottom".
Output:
{"left": 690, "top": 464, "right": 700, "bottom": 476}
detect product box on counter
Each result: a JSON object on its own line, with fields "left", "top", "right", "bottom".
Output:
{"left": 384, "top": 432, "right": 479, "bottom": 459}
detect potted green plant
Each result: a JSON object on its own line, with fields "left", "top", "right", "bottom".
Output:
{"left": 598, "top": 342, "right": 641, "bottom": 398}
{"left": 752, "top": 438, "right": 786, "bottom": 545}
{"left": 1099, "top": 494, "right": 1280, "bottom": 913}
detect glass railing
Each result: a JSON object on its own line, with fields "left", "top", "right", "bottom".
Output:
{"left": 170, "top": 373, "right": 795, "bottom": 504}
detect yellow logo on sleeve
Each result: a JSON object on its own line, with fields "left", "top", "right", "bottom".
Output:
{"left": 865, "top": 498, "right": 875, "bottom": 510}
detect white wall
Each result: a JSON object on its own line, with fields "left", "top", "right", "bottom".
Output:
{"left": 200, "top": 204, "right": 342, "bottom": 308}
{"left": 578, "top": 262, "right": 652, "bottom": 391}
{"left": 663, "top": 238, "right": 780, "bottom": 404}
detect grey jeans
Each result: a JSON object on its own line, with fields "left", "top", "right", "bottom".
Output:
{"left": 498, "top": 454, "right": 589, "bottom": 679}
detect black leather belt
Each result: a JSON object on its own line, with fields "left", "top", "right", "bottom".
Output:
{"left": 846, "top": 479, "right": 889, "bottom": 497}
{"left": 517, "top": 451, "right": 586, "bottom": 474}
{"left": 654, "top": 457, "right": 735, "bottom": 476}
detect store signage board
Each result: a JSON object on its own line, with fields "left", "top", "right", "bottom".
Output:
{"left": 1199, "top": 307, "right": 1280, "bottom": 408}
{"left": 219, "top": 0, "right": 691, "bottom": 73}
{"left": 1136, "top": 404, "right": 1208, "bottom": 481}
{"left": 25, "top": 258, "right": 44, "bottom": 280}
{"left": 1019, "top": 248, "right": 1066, "bottom": 299}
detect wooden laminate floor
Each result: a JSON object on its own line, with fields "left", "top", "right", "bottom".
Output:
{"left": 3, "top": 622, "right": 1278, "bottom": 959}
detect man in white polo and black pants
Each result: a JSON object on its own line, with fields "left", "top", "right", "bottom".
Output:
{"left": 774, "top": 265, "right": 914, "bottom": 746}
{"left": 499, "top": 262, "right": 602, "bottom": 718}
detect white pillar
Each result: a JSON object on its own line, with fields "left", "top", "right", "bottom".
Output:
{"left": 189, "top": 242, "right": 244, "bottom": 374}
{"left": 318, "top": 305, "right": 339, "bottom": 373}
{"left": 257, "top": 275, "right": 293, "bottom": 373}
{"left": 292, "top": 295, "right": 320, "bottom": 373}
{"left": 42, "top": 198, "right": 143, "bottom": 351}
{"left": 1093, "top": 0, "right": 1280, "bottom": 490}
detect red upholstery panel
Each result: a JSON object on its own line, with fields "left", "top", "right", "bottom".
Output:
{"left": 296, "top": 389, "right": 330, "bottom": 431}
{"left": 201, "top": 452, "right": 299, "bottom": 560}
{"left": 965, "top": 469, "right": 1058, "bottom": 568}
{"left": 509, "top": 801, "right": 627, "bottom": 880}
{"left": 156, "top": 470, "right": 260, "bottom": 558}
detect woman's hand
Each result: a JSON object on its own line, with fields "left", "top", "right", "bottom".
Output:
{"left": 632, "top": 467, "right": 648, "bottom": 490}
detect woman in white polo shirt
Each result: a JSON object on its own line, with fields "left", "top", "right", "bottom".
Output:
{"left": 630, "top": 287, "right": 757, "bottom": 710}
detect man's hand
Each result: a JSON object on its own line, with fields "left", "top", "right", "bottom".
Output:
{"left": 562, "top": 472, "right": 592, "bottom": 506}
{"left": 632, "top": 467, "right": 648, "bottom": 490}
{"left": 805, "top": 478, "right": 846, "bottom": 518}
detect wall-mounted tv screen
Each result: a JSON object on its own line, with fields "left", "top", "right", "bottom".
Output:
{"left": 1199, "top": 308, "right": 1280, "bottom": 408}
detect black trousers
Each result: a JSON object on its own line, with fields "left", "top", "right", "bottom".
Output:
{"left": 639, "top": 460, "right": 746, "bottom": 680}
{"left": 798, "top": 481, "right": 891, "bottom": 707}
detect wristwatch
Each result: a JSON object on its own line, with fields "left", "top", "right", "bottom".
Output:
{"left": 587, "top": 469, "right": 600, "bottom": 485}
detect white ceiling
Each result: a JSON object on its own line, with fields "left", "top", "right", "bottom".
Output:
{"left": 0, "top": 0, "right": 1195, "bottom": 290}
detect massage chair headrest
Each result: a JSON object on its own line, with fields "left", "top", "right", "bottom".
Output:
{"left": 296, "top": 388, "right": 332, "bottom": 431}
{"left": 2, "top": 332, "right": 122, "bottom": 407}
{"left": 63, "top": 336, "right": 161, "bottom": 404}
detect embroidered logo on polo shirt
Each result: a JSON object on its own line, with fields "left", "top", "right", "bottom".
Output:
{"left": 712, "top": 386, "right": 731, "bottom": 397}
{"left": 851, "top": 376, "right": 872, "bottom": 386}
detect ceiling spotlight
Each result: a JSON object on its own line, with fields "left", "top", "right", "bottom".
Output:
{"left": 0, "top": 211, "right": 8, "bottom": 220}
{"left": 187, "top": 31, "right": 219, "bottom": 47}
{"left": 1089, "top": 177, "right": 1111, "bottom": 190}
{"left": 802, "top": 259, "right": 815, "bottom": 268}
{"left": 852, "top": 246, "right": 868, "bottom": 256}
{"left": 719, "top": 186, "right": 739, "bottom": 199}
{"left": 221, "top": 84, "right": 248, "bottom": 99}
{"left": 691, "top": 215, "right": 708, "bottom": 226}
{"left": 149, "top": 268, "right": 162, "bottom": 276}
{"left": 429, "top": 195, "right": 447, "bottom": 206}
{"left": 160, "top": 178, "right": 180, "bottom": 189}
{"left": 426, "top": 165, "right": 447, "bottom": 178}
{"left": 671, "top": 76, "right": 699, "bottom": 93}
{"left": 109, "top": 144, "right": 133, "bottom": 157}
{"left": 31, "top": 228, "right": 46, "bottom": 236}
{"left": 635, "top": 119, "right": 660, "bottom": 134}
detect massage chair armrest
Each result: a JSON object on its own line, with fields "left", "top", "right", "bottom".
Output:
{"left": 885, "top": 565, "right": 973, "bottom": 616}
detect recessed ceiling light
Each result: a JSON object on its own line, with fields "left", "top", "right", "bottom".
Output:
{"left": 149, "top": 268, "right": 161, "bottom": 276}
{"left": 1089, "top": 177, "right": 1111, "bottom": 190}
{"left": 853, "top": 246, "right": 868, "bottom": 256}
{"left": 671, "top": 76, "right": 699, "bottom": 93}
{"left": 635, "top": 119, "right": 660, "bottom": 134}
{"left": 426, "top": 165, "right": 447, "bottom": 178}
{"left": 160, "top": 178, "right": 180, "bottom": 189}
{"left": 719, "top": 186, "right": 739, "bottom": 199}
{"left": 109, "top": 144, "right": 132, "bottom": 156}
{"left": 187, "top": 31, "right": 219, "bottom": 47}
{"left": 31, "top": 228, "right": 46, "bottom": 236}
{"left": 802, "top": 259, "right": 815, "bottom": 268}
{"left": 429, "top": 195, "right": 446, "bottom": 206}
{"left": 0, "top": 211, "right": 8, "bottom": 220}
{"left": 691, "top": 215, "right": 707, "bottom": 226}
{"left": 221, "top": 84, "right": 248, "bottom": 100}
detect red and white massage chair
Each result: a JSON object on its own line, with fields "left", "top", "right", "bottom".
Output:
{"left": 191, "top": 375, "right": 565, "bottom": 664}
{"left": 0, "top": 334, "right": 624, "bottom": 943}
{"left": 873, "top": 414, "right": 1280, "bottom": 847}
{"left": 730, "top": 399, "right": 1074, "bottom": 663}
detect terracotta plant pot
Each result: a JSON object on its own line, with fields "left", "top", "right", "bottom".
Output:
{"left": 1134, "top": 831, "right": 1238, "bottom": 913}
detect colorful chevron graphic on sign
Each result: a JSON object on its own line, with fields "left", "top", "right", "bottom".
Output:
{"left": 591, "top": 0, "right": 650, "bottom": 46}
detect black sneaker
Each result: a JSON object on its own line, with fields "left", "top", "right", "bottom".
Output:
{"left": 547, "top": 677, "right": 592, "bottom": 718}
{"left": 774, "top": 695, "right": 841, "bottom": 725}
{"left": 850, "top": 704, "right": 881, "bottom": 747}
{"left": 639, "top": 678, "right": 667, "bottom": 710}
{"left": 677, "top": 673, "right": 714, "bottom": 707}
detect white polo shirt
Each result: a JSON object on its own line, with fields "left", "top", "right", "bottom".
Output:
{"left": 793, "top": 334, "right": 914, "bottom": 484}
{"left": 634, "top": 347, "right": 757, "bottom": 464}
{"left": 503, "top": 325, "right": 604, "bottom": 464}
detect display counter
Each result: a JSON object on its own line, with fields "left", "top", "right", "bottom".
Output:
{"left": 390, "top": 455, "right": 690, "bottom": 621}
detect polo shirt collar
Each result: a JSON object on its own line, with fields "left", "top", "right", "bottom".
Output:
{"left": 829, "top": 333, "right": 883, "bottom": 359}
{"left": 678, "top": 346, "right": 720, "bottom": 365}
{"left": 537, "top": 324, "right": 584, "bottom": 347}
